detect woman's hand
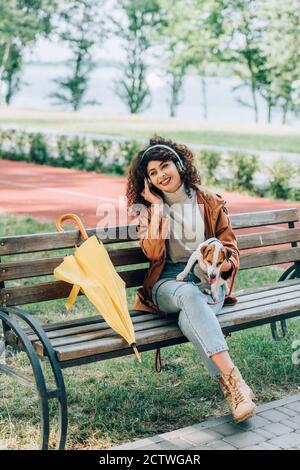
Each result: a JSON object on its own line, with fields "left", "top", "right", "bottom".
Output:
{"left": 141, "top": 178, "right": 163, "bottom": 205}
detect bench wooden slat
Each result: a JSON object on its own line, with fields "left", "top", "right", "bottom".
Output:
{"left": 1, "top": 244, "right": 299, "bottom": 305}
{"left": 33, "top": 310, "right": 151, "bottom": 334}
{"left": 53, "top": 293, "right": 300, "bottom": 362}
{"left": 5, "top": 310, "right": 156, "bottom": 349}
{"left": 23, "top": 280, "right": 298, "bottom": 345}
{"left": 0, "top": 247, "right": 148, "bottom": 281}
{"left": 220, "top": 297, "right": 300, "bottom": 328}
{"left": 0, "top": 209, "right": 298, "bottom": 256}
{"left": 218, "top": 288, "right": 300, "bottom": 316}
{"left": 5, "top": 279, "right": 300, "bottom": 361}
{"left": 237, "top": 228, "right": 300, "bottom": 250}
{"left": 33, "top": 317, "right": 177, "bottom": 356}
{"left": 233, "top": 278, "right": 300, "bottom": 297}
{"left": 230, "top": 208, "right": 298, "bottom": 229}
{"left": 0, "top": 225, "right": 139, "bottom": 256}
{"left": 0, "top": 268, "right": 147, "bottom": 306}
{"left": 240, "top": 246, "right": 300, "bottom": 269}
{"left": 34, "top": 287, "right": 300, "bottom": 355}
{"left": 1, "top": 237, "right": 299, "bottom": 283}
{"left": 27, "top": 312, "right": 160, "bottom": 342}
{"left": 24, "top": 279, "right": 300, "bottom": 343}
{"left": 228, "top": 282, "right": 300, "bottom": 306}
{"left": 54, "top": 324, "right": 183, "bottom": 361}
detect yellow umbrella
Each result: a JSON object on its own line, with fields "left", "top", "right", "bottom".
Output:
{"left": 53, "top": 213, "right": 141, "bottom": 362}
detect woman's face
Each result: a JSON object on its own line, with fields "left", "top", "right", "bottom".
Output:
{"left": 146, "top": 159, "right": 182, "bottom": 192}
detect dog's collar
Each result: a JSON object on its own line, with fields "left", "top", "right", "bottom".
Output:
{"left": 205, "top": 237, "right": 222, "bottom": 246}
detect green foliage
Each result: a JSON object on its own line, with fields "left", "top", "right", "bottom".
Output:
{"left": 67, "top": 137, "right": 87, "bottom": 169}
{"left": 288, "top": 187, "right": 300, "bottom": 202}
{"left": 3, "top": 43, "right": 23, "bottom": 104}
{"left": 113, "top": 0, "right": 162, "bottom": 113}
{"left": 28, "top": 132, "right": 48, "bottom": 164}
{"left": 53, "top": 136, "right": 70, "bottom": 167}
{"left": 197, "top": 149, "right": 222, "bottom": 184}
{"left": 2, "top": 128, "right": 299, "bottom": 201}
{"left": 119, "top": 139, "right": 142, "bottom": 173}
{"left": 49, "top": 0, "right": 106, "bottom": 111}
{"left": 158, "top": 0, "right": 222, "bottom": 118}
{"left": 0, "top": 129, "right": 141, "bottom": 177}
{"left": 0, "top": 129, "right": 23, "bottom": 160}
{"left": 257, "top": 0, "right": 300, "bottom": 123}
{"left": 267, "top": 158, "right": 294, "bottom": 200}
{"left": 85, "top": 140, "right": 112, "bottom": 172}
{"left": 158, "top": 0, "right": 300, "bottom": 124}
{"left": 0, "top": 0, "right": 56, "bottom": 101}
{"left": 226, "top": 151, "right": 259, "bottom": 191}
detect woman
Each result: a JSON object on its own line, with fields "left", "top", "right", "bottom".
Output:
{"left": 126, "top": 136, "right": 256, "bottom": 423}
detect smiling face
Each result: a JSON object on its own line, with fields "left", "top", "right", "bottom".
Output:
{"left": 146, "top": 159, "right": 182, "bottom": 193}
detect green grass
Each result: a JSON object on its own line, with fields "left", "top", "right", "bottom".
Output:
{"left": 1, "top": 108, "right": 300, "bottom": 153}
{"left": 0, "top": 213, "right": 299, "bottom": 449}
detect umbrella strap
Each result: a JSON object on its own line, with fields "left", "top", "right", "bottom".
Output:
{"left": 65, "top": 284, "right": 81, "bottom": 310}
{"left": 155, "top": 348, "right": 164, "bottom": 373}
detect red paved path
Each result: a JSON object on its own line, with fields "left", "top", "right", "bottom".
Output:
{"left": 0, "top": 159, "right": 299, "bottom": 233}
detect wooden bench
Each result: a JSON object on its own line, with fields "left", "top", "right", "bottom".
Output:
{"left": 1, "top": 207, "right": 300, "bottom": 449}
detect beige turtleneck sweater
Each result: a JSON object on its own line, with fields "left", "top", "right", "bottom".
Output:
{"left": 162, "top": 183, "right": 205, "bottom": 263}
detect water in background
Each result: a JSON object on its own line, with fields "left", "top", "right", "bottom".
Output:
{"left": 10, "top": 63, "right": 300, "bottom": 126}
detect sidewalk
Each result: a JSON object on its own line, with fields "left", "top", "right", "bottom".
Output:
{"left": 110, "top": 393, "right": 300, "bottom": 450}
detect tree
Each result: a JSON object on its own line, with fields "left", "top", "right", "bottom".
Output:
{"left": 49, "top": 0, "right": 106, "bottom": 111}
{"left": 113, "top": 0, "right": 162, "bottom": 114}
{"left": 166, "top": 63, "right": 186, "bottom": 117}
{"left": 0, "top": 0, "right": 55, "bottom": 103}
{"left": 3, "top": 44, "right": 24, "bottom": 104}
{"left": 257, "top": 0, "right": 300, "bottom": 123}
{"left": 215, "top": 0, "right": 271, "bottom": 123}
{"left": 158, "top": 0, "right": 224, "bottom": 119}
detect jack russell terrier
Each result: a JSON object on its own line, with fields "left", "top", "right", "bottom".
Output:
{"left": 176, "top": 237, "right": 232, "bottom": 302}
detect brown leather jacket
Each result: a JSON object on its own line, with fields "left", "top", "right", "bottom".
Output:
{"left": 132, "top": 185, "right": 239, "bottom": 315}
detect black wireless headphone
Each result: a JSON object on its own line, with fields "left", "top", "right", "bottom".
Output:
{"left": 139, "top": 144, "right": 185, "bottom": 173}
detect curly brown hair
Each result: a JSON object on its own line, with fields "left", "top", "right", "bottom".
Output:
{"left": 126, "top": 135, "right": 201, "bottom": 208}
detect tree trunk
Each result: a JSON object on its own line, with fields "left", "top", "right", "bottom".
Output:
{"left": 0, "top": 39, "right": 12, "bottom": 104}
{"left": 201, "top": 77, "right": 208, "bottom": 120}
{"left": 267, "top": 101, "right": 272, "bottom": 123}
{"left": 169, "top": 72, "right": 184, "bottom": 118}
{"left": 282, "top": 101, "right": 289, "bottom": 124}
{"left": 169, "top": 74, "right": 176, "bottom": 117}
{"left": 5, "top": 79, "right": 13, "bottom": 105}
{"left": 251, "top": 82, "right": 258, "bottom": 123}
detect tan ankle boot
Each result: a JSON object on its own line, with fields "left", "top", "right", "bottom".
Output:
{"left": 220, "top": 367, "right": 255, "bottom": 401}
{"left": 220, "top": 366, "right": 256, "bottom": 423}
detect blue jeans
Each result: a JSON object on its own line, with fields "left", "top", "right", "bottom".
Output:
{"left": 152, "top": 262, "right": 228, "bottom": 377}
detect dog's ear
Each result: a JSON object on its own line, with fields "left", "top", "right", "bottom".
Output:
{"left": 200, "top": 244, "right": 211, "bottom": 258}
{"left": 222, "top": 247, "right": 232, "bottom": 261}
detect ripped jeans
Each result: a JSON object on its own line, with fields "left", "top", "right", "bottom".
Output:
{"left": 152, "top": 261, "right": 228, "bottom": 377}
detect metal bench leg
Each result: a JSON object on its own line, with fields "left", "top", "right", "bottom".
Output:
{"left": 270, "top": 264, "right": 298, "bottom": 341}
{"left": 0, "top": 307, "right": 68, "bottom": 450}
{"left": 0, "top": 310, "right": 50, "bottom": 449}
{"left": 270, "top": 320, "right": 288, "bottom": 341}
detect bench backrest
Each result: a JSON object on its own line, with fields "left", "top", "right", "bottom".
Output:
{"left": 0, "top": 208, "right": 299, "bottom": 308}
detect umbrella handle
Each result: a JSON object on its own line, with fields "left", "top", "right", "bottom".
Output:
{"left": 56, "top": 213, "right": 89, "bottom": 241}
{"left": 131, "top": 343, "right": 142, "bottom": 363}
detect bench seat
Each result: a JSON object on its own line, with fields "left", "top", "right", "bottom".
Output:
{"left": 6, "top": 278, "right": 300, "bottom": 367}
